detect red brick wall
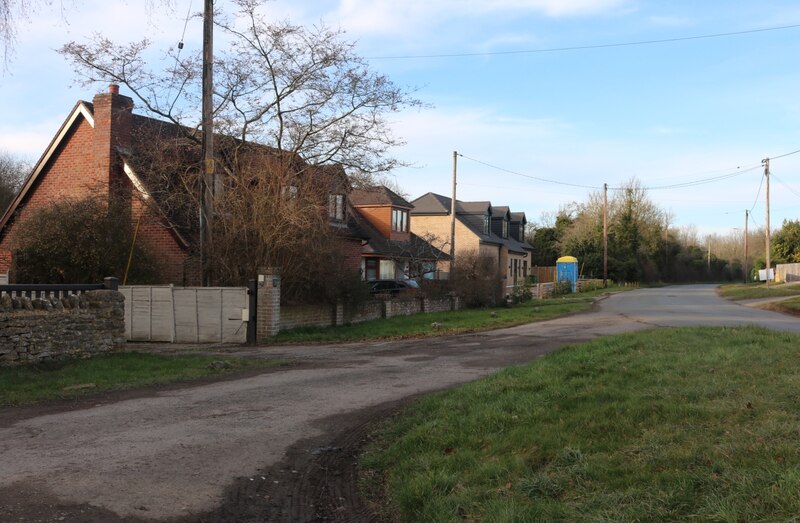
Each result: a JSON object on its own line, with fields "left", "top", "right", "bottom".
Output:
{"left": 339, "top": 236, "right": 363, "bottom": 275}
{"left": 0, "top": 91, "right": 193, "bottom": 284}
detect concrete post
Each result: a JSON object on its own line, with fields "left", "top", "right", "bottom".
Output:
{"left": 256, "top": 267, "right": 281, "bottom": 341}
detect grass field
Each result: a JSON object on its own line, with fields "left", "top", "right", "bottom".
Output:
{"left": 718, "top": 282, "right": 800, "bottom": 301}
{"left": 361, "top": 326, "right": 800, "bottom": 522}
{"left": 269, "top": 293, "right": 616, "bottom": 344}
{"left": 0, "top": 353, "right": 284, "bottom": 406}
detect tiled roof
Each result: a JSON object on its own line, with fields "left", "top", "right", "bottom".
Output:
{"left": 350, "top": 185, "right": 412, "bottom": 208}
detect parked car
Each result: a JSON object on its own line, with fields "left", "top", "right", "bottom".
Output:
{"left": 368, "top": 279, "right": 420, "bottom": 295}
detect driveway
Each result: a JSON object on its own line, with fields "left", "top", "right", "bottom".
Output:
{"left": 1, "top": 284, "right": 797, "bottom": 522}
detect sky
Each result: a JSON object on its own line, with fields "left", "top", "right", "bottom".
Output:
{"left": 1, "top": 0, "right": 799, "bottom": 241}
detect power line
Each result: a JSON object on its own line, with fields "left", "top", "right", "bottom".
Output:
{"left": 750, "top": 172, "right": 765, "bottom": 213}
{"left": 459, "top": 154, "right": 603, "bottom": 190}
{"left": 771, "top": 172, "right": 800, "bottom": 200}
{"left": 460, "top": 153, "right": 761, "bottom": 192}
{"left": 771, "top": 148, "right": 800, "bottom": 161}
{"left": 627, "top": 165, "right": 760, "bottom": 191}
{"left": 367, "top": 23, "right": 800, "bottom": 60}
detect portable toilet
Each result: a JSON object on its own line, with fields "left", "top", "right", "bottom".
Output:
{"left": 556, "top": 256, "right": 579, "bottom": 292}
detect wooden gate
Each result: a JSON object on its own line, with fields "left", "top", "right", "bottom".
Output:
{"left": 121, "top": 285, "right": 249, "bottom": 343}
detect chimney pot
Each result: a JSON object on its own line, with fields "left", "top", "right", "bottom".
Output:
{"left": 109, "top": 84, "right": 120, "bottom": 95}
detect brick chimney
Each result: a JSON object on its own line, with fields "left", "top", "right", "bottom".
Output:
{"left": 93, "top": 83, "right": 134, "bottom": 195}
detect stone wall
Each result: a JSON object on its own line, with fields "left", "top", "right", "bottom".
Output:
{"left": 0, "top": 290, "right": 125, "bottom": 366}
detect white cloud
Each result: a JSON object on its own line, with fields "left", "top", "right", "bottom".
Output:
{"left": 330, "top": 0, "right": 632, "bottom": 37}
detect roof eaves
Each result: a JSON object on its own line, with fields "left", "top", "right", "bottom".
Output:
{"left": 0, "top": 101, "right": 95, "bottom": 235}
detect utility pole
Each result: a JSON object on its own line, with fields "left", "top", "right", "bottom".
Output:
{"left": 744, "top": 209, "right": 749, "bottom": 284}
{"left": 200, "top": 0, "right": 215, "bottom": 286}
{"left": 449, "top": 151, "right": 458, "bottom": 276}
{"left": 603, "top": 183, "right": 608, "bottom": 287}
{"left": 763, "top": 158, "right": 771, "bottom": 288}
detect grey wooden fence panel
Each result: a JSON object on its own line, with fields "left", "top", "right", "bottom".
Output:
{"left": 173, "top": 289, "right": 200, "bottom": 343}
{"left": 121, "top": 285, "right": 175, "bottom": 342}
{"left": 196, "top": 289, "right": 223, "bottom": 342}
{"left": 222, "top": 288, "right": 248, "bottom": 343}
{"left": 123, "top": 286, "right": 247, "bottom": 343}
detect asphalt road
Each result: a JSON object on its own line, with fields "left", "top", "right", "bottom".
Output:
{"left": 1, "top": 284, "right": 797, "bottom": 521}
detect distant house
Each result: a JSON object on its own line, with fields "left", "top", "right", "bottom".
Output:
{"left": 350, "top": 186, "right": 448, "bottom": 280}
{"left": 410, "top": 192, "right": 533, "bottom": 294}
{"left": 0, "top": 85, "right": 363, "bottom": 284}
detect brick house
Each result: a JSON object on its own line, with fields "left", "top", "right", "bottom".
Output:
{"left": 409, "top": 192, "right": 533, "bottom": 294}
{"left": 0, "top": 85, "right": 363, "bottom": 284}
{"left": 349, "top": 186, "right": 448, "bottom": 280}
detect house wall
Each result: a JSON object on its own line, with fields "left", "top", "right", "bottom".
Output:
{"left": 411, "top": 215, "right": 480, "bottom": 254}
{"left": 0, "top": 118, "right": 97, "bottom": 274}
{"left": 357, "top": 205, "right": 392, "bottom": 237}
{"left": 338, "top": 236, "right": 364, "bottom": 275}
{"left": 0, "top": 90, "right": 195, "bottom": 285}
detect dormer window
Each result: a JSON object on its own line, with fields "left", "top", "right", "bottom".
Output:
{"left": 392, "top": 208, "right": 408, "bottom": 232}
{"left": 519, "top": 222, "right": 525, "bottom": 242}
{"left": 502, "top": 219, "right": 508, "bottom": 239}
{"left": 328, "top": 194, "right": 345, "bottom": 221}
{"left": 483, "top": 215, "right": 490, "bottom": 235}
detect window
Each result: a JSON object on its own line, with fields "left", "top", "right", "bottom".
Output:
{"left": 392, "top": 208, "right": 408, "bottom": 232}
{"left": 502, "top": 219, "right": 508, "bottom": 239}
{"left": 365, "top": 258, "right": 378, "bottom": 280}
{"left": 328, "top": 194, "right": 345, "bottom": 221}
{"left": 483, "top": 215, "right": 490, "bottom": 235}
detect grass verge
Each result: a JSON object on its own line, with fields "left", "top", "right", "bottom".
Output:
{"left": 759, "top": 296, "right": 800, "bottom": 317}
{"left": 718, "top": 282, "right": 800, "bottom": 301}
{"left": 360, "top": 326, "right": 800, "bottom": 522}
{"left": 0, "top": 352, "right": 284, "bottom": 407}
{"left": 271, "top": 297, "right": 595, "bottom": 344}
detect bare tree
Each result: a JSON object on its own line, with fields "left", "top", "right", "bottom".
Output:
{"left": 59, "top": 1, "right": 422, "bottom": 293}
{"left": 0, "top": 150, "right": 28, "bottom": 214}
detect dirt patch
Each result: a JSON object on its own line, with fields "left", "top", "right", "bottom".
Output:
{"left": 184, "top": 399, "right": 413, "bottom": 523}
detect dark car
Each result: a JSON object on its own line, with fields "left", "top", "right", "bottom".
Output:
{"left": 368, "top": 279, "right": 420, "bottom": 295}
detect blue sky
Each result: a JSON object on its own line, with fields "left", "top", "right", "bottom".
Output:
{"left": 1, "top": 0, "right": 799, "bottom": 237}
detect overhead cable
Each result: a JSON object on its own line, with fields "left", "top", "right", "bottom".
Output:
{"left": 367, "top": 23, "right": 800, "bottom": 60}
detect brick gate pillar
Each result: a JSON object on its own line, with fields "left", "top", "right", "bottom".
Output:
{"left": 257, "top": 267, "right": 281, "bottom": 341}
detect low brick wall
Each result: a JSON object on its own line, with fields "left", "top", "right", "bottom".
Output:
{"left": 280, "top": 304, "right": 335, "bottom": 331}
{"left": 384, "top": 298, "right": 423, "bottom": 318}
{"left": 423, "top": 296, "right": 461, "bottom": 313}
{"left": 0, "top": 290, "right": 125, "bottom": 366}
{"left": 273, "top": 294, "right": 461, "bottom": 335}
{"left": 345, "top": 301, "right": 384, "bottom": 325}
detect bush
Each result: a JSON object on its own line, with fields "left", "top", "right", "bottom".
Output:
{"left": 450, "top": 250, "right": 503, "bottom": 307}
{"left": 10, "top": 195, "right": 159, "bottom": 283}
{"left": 552, "top": 280, "right": 573, "bottom": 297}
{"left": 510, "top": 280, "right": 533, "bottom": 304}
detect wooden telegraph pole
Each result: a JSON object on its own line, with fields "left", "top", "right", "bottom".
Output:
{"left": 603, "top": 183, "right": 608, "bottom": 287}
{"left": 744, "top": 209, "right": 749, "bottom": 284}
{"left": 449, "top": 151, "right": 458, "bottom": 276}
{"left": 200, "top": 0, "right": 215, "bottom": 286}
{"left": 763, "top": 158, "right": 771, "bottom": 288}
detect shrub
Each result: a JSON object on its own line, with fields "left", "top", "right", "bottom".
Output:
{"left": 450, "top": 250, "right": 503, "bottom": 307}
{"left": 10, "top": 195, "right": 159, "bottom": 283}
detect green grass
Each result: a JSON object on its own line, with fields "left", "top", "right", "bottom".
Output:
{"left": 718, "top": 282, "right": 800, "bottom": 300}
{"left": 0, "top": 352, "right": 284, "bottom": 406}
{"left": 361, "top": 327, "right": 800, "bottom": 522}
{"left": 760, "top": 296, "right": 800, "bottom": 317}
{"left": 271, "top": 298, "right": 594, "bottom": 344}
